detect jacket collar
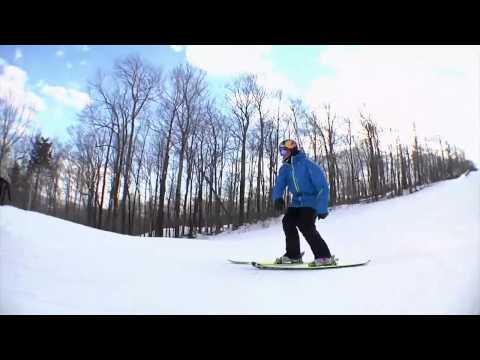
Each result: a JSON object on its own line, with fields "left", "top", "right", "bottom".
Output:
{"left": 283, "top": 150, "right": 306, "bottom": 164}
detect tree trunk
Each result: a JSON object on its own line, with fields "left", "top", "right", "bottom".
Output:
{"left": 238, "top": 134, "right": 247, "bottom": 227}
{"left": 98, "top": 131, "right": 113, "bottom": 229}
{"left": 174, "top": 139, "right": 187, "bottom": 237}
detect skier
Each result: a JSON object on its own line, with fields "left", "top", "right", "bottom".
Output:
{"left": 272, "top": 139, "right": 335, "bottom": 266}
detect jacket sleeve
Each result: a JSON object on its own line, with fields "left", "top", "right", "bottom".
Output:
{"left": 307, "top": 159, "right": 330, "bottom": 214}
{"left": 272, "top": 164, "right": 288, "bottom": 201}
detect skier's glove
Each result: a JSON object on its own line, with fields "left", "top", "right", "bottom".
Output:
{"left": 274, "top": 198, "right": 285, "bottom": 211}
{"left": 317, "top": 212, "right": 328, "bottom": 219}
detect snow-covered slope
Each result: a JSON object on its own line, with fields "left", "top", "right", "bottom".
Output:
{"left": 1, "top": 172, "right": 479, "bottom": 314}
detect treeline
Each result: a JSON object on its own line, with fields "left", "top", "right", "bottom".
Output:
{"left": 0, "top": 55, "right": 475, "bottom": 237}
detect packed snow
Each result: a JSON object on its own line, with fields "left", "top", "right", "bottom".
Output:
{"left": 1, "top": 172, "right": 479, "bottom": 314}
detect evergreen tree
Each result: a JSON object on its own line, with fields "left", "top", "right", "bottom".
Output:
{"left": 27, "top": 135, "right": 53, "bottom": 210}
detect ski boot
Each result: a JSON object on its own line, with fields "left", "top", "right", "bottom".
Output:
{"left": 308, "top": 255, "right": 338, "bottom": 267}
{"left": 275, "top": 253, "right": 304, "bottom": 264}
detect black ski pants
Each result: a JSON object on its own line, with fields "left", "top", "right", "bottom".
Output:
{"left": 282, "top": 207, "right": 331, "bottom": 259}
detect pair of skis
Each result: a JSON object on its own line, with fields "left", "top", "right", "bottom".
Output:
{"left": 228, "top": 257, "right": 370, "bottom": 270}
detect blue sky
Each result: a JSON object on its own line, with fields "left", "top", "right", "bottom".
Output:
{"left": 0, "top": 45, "right": 478, "bottom": 162}
{"left": 269, "top": 45, "right": 335, "bottom": 85}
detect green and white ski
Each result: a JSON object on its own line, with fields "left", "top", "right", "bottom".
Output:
{"left": 252, "top": 259, "right": 370, "bottom": 270}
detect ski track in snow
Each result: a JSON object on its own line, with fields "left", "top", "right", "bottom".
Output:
{"left": 1, "top": 172, "right": 479, "bottom": 314}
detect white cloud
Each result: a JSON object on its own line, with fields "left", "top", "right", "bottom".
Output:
{"left": 0, "top": 59, "right": 46, "bottom": 114}
{"left": 305, "top": 45, "right": 480, "bottom": 162}
{"left": 185, "top": 45, "right": 300, "bottom": 97}
{"left": 186, "top": 45, "right": 272, "bottom": 76}
{"left": 56, "top": 50, "right": 64, "bottom": 57}
{"left": 66, "top": 62, "right": 73, "bottom": 69}
{"left": 15, "top": 48, "right": 23, "bottom": 61}
{"left": 81, "top": 45, "right": 90, "bottom": 52}
{"left": 257, "top": 70, "right": 301, "bottom": 98}
{"left": 40, "top": 84, "right": 91, "bottom": 110}
{"left": 170, "top": 45, "right": 184, "bottom": 52}
{"left": 79, "top": 60, "right": 87, "bottom": 66}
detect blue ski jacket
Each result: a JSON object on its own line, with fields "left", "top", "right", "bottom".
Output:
{"left": 272, "top": 151, "right": 330, "bottom": 215}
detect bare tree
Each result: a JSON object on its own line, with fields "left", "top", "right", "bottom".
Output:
{"left": 343, "top": 117, "right": 358, "bottom": 202}
{"left": 115, "top": 56, "right": 161, "bottom": 234}
{"left": 309, "top": 104, "right": 339, "bottom": 205}
{"left": 0, "top": 95, "right": 33, "bottom": 172}
{"left": 227, "top": 74, "right": 256, "bottom": 228}
{"left": 152, "top": 68, "right": 183, "bottom": 237}
{"left": 252, "top": 80, "right": 268, "bottom": 218}
{"left": 360, "top": 111, "right": 383, "bottom": 200}
{"left": 171, "top": 64, "right": 207, "bottom": 237}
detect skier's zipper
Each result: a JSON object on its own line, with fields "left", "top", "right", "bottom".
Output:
{"left": 291, "top": 156, "right": 300, "bottom": 193}
{"left": 291, "top": 156, "right": 302, "bottom": 205}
